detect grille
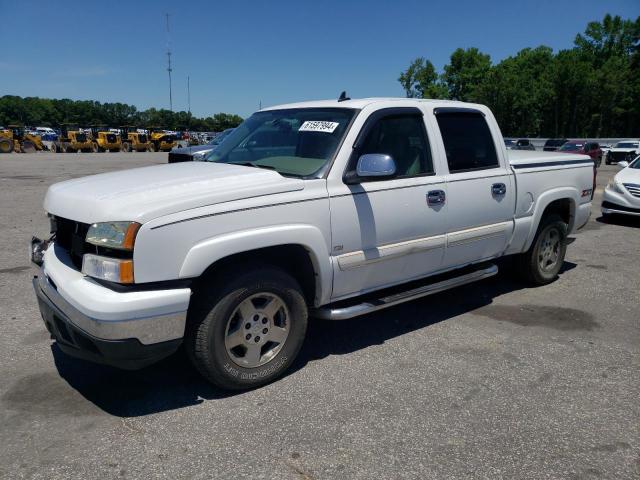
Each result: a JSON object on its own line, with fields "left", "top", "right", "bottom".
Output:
{"left": 609, "top": 151, "right": 635, "bottom": 162}
{"left": 53, "top": 216, "right": 91, "bottom": 270}
{"left": 168, "top": 152, "right": 193, "bottom": 163}
{"left": 623, "top": 183, "right": 640, "bottom": 198}
{"left": 106, "top": 133, "right": 117, "bottom": 143}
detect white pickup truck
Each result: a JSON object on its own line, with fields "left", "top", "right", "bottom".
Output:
{"left": 31, "top": 98, "right": 595, "bottom": 389}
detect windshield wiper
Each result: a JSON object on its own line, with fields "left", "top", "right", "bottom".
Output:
{"left": 236, "top": 162, "right": 276, "bottom": 171}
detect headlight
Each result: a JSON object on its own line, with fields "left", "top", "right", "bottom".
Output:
{"left": 85, "top": 221, "right": 140, "bottom": 250}
{"left": 192, "top": 150, "right": 210, "bottom": 161}
{"left": 82, "top": 254, "right": 134, "bottom": 283}
{"left": 606, "top": 179, "right": 622, "bottom": 194}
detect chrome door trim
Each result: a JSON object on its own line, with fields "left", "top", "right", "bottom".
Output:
{"left": 336, "top": 234, "right": 446, "bottom": 271}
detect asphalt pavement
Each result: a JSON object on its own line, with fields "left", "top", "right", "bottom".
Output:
{"left": 0, "top": 152, "right": 638, "bottom": 479}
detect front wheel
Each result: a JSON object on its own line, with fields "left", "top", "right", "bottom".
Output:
{"left": 516, "top": 214, "right": 568, "bottom": 285}
{"left": 186, "top": 266, "right": 308, "bottom": 390}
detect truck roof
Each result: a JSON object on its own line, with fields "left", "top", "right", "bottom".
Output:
{"left": 261, "top": 97, "right": 475, "bottom": 111}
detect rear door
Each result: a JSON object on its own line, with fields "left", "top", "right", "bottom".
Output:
{"left": 431, "top": 108, "right": 516, "bottom": 268}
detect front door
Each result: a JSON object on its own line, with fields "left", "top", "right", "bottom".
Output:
{"left": 328, "top": 109, "right": 448, "bottom": 300}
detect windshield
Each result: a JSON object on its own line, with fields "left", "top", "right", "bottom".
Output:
{"left": 504, "top": 139, "right": 516, "bottom": 146}
{"left": 205, "top": 108, "right": 356, "bottom": 177}
{"left": 615, "top": 142, "right": 639, "bottom": 148}
{"left": 559, "top": 142, "right": 583, "bottom": 151}
{"left": 209, "top": 128, "right": 233, "bottom": 145}
{"left": 629, "top": 156, "right": 640, "bottom": 169}
{"left": 545, "top": 139, "right": 567, "bottom": 147}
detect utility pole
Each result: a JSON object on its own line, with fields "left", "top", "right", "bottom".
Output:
{"left": 165, "top": 13, "right": 173, "bottom": 112}
{"left": 187, "top": 76, "right": 191, "bottom": 114}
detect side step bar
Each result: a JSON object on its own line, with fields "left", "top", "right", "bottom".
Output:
{"left": 313, "top": 263, "right": 498, "bottom": 320}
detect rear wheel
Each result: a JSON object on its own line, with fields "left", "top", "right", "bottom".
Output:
{"left": 149, "top": 142, "right": 157, "bottom": 152}
{"left": 122, "top": 142, "right": 131, "bottom": 152}
{"left": 186, "top": 266, "right": 308, "bottom": 390}
{"left": 91, "top": 142, "right": 98, "bottom": 153}
{"left": 516, "top": 214, "right": 568, "bottom": 285}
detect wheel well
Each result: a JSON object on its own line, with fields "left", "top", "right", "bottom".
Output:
{"left": 541, "top": 198, "right": 572, "bottom": 226}
{"left": 193, "top": 245, "right": 318, "bottom": 305}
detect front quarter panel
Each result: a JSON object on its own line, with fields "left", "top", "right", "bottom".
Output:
{"left": 132, "top": 180, "right": 333, "bottom": 304}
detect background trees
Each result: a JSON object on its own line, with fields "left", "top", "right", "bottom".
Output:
{"left": 398, "top": 14, "right": 640, "bottom": 137}
{"left": 0, "top": 96, "right": 243, "bottom": 132}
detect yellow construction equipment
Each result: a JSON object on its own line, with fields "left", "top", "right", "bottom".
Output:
{"left": 147, "top": 127, "right": 176, "bottom": 152}
{"left": 51, "top": 125, "right": 94, "bottom": 153}
{"left": 90, "top": 126, "right": 122, "bottom": 152}
{"left": 0, "top": 125, "right": 45, "bottom": 153}
{"left": 119, "top": 126, "right": 152, "bottom": 152}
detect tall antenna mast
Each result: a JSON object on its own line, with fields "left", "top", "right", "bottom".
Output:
{"left": 165, "top": 13, "right": 173, "bottom": 112}
{"left": 187, "top": 76, "right": 191, "bottom": 114}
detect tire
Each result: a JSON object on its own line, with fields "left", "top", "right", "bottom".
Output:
{"left": 61, "top": 144, "right": 69, "bottom": 153}
{"left": 149, "top": 142, "right": 157, "bottom": 152}
{"left": 122, "top": 142, "right": 131, "bottom": 152}
{"left": 596, "top": 156, "right": 602, "bottom": 168}
{"left": 515, "top": 214, "right": 568, "bottom": 285}
{"left": 0, "top": 138, "right": 13, "bottom": 153}
{"left": 186, "top": 266, "right": 308, "bottom": 390}
{"left": 91, "top": 142, "right": 98, "bottom": 153}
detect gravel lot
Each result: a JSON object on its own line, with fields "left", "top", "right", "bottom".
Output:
{"left": 0, "top": 152, "right": 638, "bottom": 479}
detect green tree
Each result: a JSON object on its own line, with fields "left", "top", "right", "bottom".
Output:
{"left": 398, "top": 58, "right": 449, "bottom": 99}
{"left": 442, "top": 48, "right": 491, "bottom": 101}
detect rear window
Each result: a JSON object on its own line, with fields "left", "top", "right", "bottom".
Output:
{"left": 615, "top": 142, "right": 639, "bottom": 149}
{"left": 435, "top": 112, "right": 499, "bottom": 173}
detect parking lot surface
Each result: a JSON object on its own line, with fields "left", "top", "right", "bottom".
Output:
{"left": 1, "top": 152, "right": 638, "bottom": 479}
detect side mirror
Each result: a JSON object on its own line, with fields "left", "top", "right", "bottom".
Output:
{"left": 356, "top": 153, "right": 396, "bottom": 178}
{"left": 618, "top": 161, "right": 629, "bottom": 168}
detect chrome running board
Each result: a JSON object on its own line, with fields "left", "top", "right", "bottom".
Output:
{"left": 313, "top": 263, "right": 498, "bottom": 320}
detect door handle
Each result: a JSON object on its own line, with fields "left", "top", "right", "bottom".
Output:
{"left": 427, "top": 190, "right": 446, "bottom": 206}
{"left": 491, "top": 183, "right": 506, "bottom": 196}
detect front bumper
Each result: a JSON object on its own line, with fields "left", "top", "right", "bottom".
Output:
{"left": 602, "top": 187, "right": 640, "bottom": 217}
{"left": 33, "top": 243, "right": 191, "bottom": 369}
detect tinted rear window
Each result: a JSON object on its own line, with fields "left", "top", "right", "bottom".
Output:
{"left": 435, "top": 112, "right": 499, "bottom": 172}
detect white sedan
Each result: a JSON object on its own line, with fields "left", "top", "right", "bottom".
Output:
{"left": 602, "top": 156, "right": 640, "bottom": 217}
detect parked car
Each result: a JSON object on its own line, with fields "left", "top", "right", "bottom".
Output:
{"left": 168, "top": 128, "right": 235, "bottom": 163}
{"left": 31, "top": 97, "right": 594, "bottom": 390}
{"left": 558, "top": 140, "right": 602, "bottom": 167}
{"left": 605, "top": 140, "right": 640, "bottom": 165}
{"left": 543, "top": 138, "right": 568, "bottom": 152}
{"left": 602, "top": 155, "right": 640, "bottom": 217}
{"left": 504, "top": 139, "right": 517, "bottom": 150}
{"left": 513, "top": 139, "right": 535, "bottom": 150}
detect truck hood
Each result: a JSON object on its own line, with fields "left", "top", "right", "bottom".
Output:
{"left": 44, "top": 162, "right": 305, "bottom": 224}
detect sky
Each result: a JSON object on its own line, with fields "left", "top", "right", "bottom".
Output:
{"left": 0, "top": 0, "right": 638, "bottom": 118}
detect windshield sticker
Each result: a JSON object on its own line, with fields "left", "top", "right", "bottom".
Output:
{"left": 299, "top": 121, "right": 339, "bottom": 133}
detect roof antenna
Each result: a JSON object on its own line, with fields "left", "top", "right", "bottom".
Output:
{"left": 338, "top": 91, "right": 350, "bottom": 102}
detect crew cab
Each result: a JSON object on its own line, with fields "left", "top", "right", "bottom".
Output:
{"left": 31, "top": 98, "right": 594, "bottom": 390}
